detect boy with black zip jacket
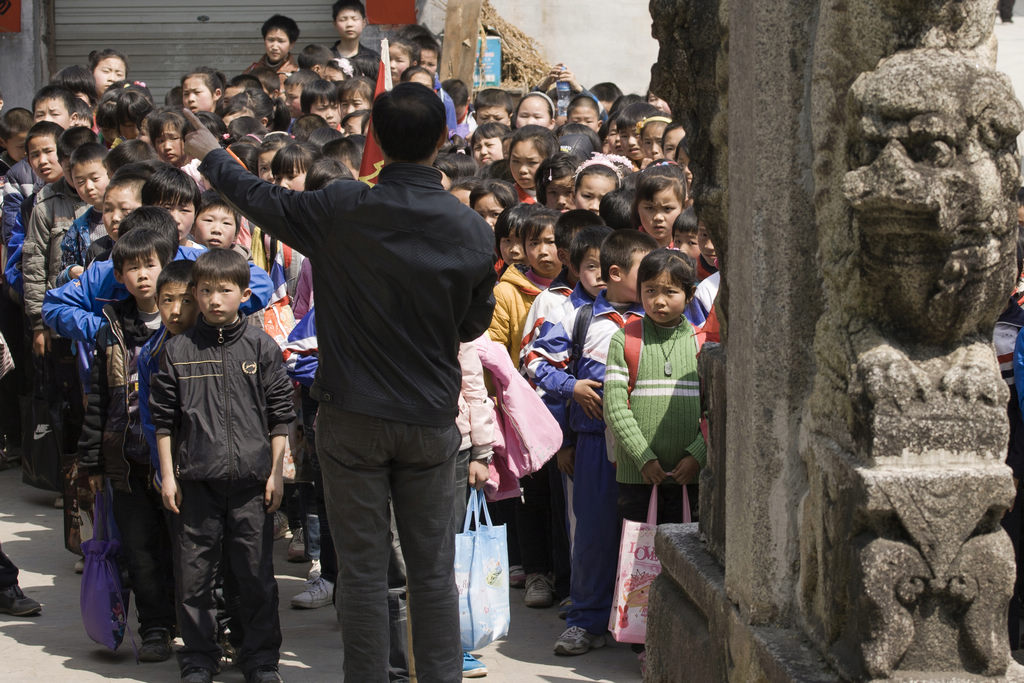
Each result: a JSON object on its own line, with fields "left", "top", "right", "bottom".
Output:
{"left": 77, "top": 208, "right": 181, "bottom": 663}
{"left": 150, "top": 247, "right": 295, "bottom": 683}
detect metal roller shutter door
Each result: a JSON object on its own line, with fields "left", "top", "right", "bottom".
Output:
{"left": 53, "top": 2, "right": 342, "bottom": 101}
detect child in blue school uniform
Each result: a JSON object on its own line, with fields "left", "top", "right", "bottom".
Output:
{"left": 530, "top": 229, "right": 657, "bottom": 655}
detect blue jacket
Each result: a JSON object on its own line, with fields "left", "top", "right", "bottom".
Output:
{"left": 41, "top": 245, "right": 273, "bottom": 343}
{"left": 529, "top": 290, "right": 644, "bottom": 435}
{"left": 283, "top": 308, "right": 318, "bottom": 387}
{"left": 56, "top": 207, "right": 101, "bottom": 287}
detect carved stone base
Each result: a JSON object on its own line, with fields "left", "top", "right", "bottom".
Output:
{"left": 649, "top": 525, "right": 1024, "bottom": 682}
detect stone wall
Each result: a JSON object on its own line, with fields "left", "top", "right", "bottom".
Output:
{"left": 647, "top": 0, "right": 1024, "bottom": 679}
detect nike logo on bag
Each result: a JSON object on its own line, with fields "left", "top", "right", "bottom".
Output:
{"left": 33, "top": 425, "right": 52, "bottom": 440}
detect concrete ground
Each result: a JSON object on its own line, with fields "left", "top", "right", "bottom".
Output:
{"left": 0, "top": 466, "right": 642, "bottom": 682}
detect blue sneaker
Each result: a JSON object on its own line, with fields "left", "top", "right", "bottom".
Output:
{"left": 463, "top": 651, "right": 488, "bottom": 678}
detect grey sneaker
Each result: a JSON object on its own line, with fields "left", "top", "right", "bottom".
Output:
{"left": 290, "top": 575, "right": 334, "bottom": 609}
{"left": 553, "top": 625, "right": 606, "bottom": 656}
{"left": 524, "top": 573, "right": 554, "bottom": 608}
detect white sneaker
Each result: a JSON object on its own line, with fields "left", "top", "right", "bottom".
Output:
{"left": 308, "top": 559, "right": 322, "bottom": 580}
{"left": 553, "top": 625, "right": 606, "bottom": 656}
{"left": 290, "top": 575, "right": 333, "bottom": 609}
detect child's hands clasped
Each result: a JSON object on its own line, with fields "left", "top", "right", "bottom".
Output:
{"left": 573, "top": 379, "right": 603, "bottom": 419}
{"left": 670, "top": 456, "right": 700, "bottom": 486}
{"left": 641, "top": 459, "right": 668, "bottom": 485}
{"left": 162, "top": 475, "right": 182, "bottom": 514}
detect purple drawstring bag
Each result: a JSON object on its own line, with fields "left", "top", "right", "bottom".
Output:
{"left": 80, "top": 488, "right": 131, "bottom": 651}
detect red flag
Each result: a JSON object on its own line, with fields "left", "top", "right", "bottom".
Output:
{"left": 358, "top": 40, "right": 393, "bottom": 186}
{"left": 366, "top": 0, "right": 416, "bottom": 25}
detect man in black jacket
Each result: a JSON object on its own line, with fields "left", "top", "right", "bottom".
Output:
{"left": 183, "top": 84, "right": 496, "bottom": 683}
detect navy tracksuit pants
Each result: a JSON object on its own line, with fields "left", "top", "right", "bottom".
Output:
{"left": 567, "top": 431, "right": 619, "bottom": 634}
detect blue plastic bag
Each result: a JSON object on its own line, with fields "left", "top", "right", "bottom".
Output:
{"left": 454, "top": 489, "right": 510, "bottom": 651}
{"left": 80, "top": 488, "right": 131, "bottom": 651}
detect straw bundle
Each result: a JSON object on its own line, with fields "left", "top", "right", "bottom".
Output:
{"left": 480, "top": 0, "right": 549, "bottom": 92}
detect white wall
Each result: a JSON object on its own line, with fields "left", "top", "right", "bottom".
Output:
{"left": 485, "top": 0, "right": 659, "bottom": 95}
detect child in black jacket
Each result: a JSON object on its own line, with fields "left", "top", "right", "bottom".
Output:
{"left": 150, "top": 248, "right": 295, "bottom": 683}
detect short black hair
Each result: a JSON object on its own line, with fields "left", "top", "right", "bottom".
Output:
{"left": 590, "top": 82, "right": 623, "bottom": 104}
{"left": 57, "top": 126, "right": 97, "bottom": 162}
{"left": 300, "top": 79, "right": 340, "bottom": 114}
{"left": 520, "top": 207, "right": 559, "bottom": 245}
{"left": 271, "top": 141, "right": 322, "bottom": 179}
{"left": 0, "top": 108, "right": 33, "bottom": 140}
{"left": 473, "top": 88, "right": 514, "bottom": 116}
{"left": 291, "top": 114, "right": 328, "bottom": 142}
{"left": 388, "top": 37, "right": 421, "bottom": 66}
{"left": 372, "top": 83, "right": 446, "bottom": 162}
{"left": 570, "top": 224, "right": 613, "bottom": 270}
{"left": 599, "top": 229, "right": 657, "bottom": 282}
{"left": 469, "top": 179, "right": 517, "bottom": 214}
{"left": 306, "top": 157, "right": 353, "bottom": 190}
{"left": 434, "top": 152, "right": 478, "bottom": 183}
{"left": 70, "top": 97, "right": 94, "bottom": 125}
{"left": 493, "top": 203, "right": 539, "bottom": 254}
{"left": 322, "top": 135, "right": 364, "bottom": 169}
{"left": 400, "top": 66, "right": 434, "bottom": 84}
{"left": 116, "top": 88, "right": 154, "bottom": 130}
{"left": 632, "top": 164, "right": 686, "bottom": 228}
{"left": 307, "top": 126, "right": 344, "bottom": 148}
{"left": 555, "top": 209, "right": 604, "bottom": 251}
{"left": 51, "top": 65, "right": 99, "bottom": 106}
{"left": 198, "top": 190, "right": 240, "bottom": 228}
{"left": 442, "top": 79, "right": 469, "bottom": 110}
{"left": 350, "top": 54, "right": 379, "bottom": 81}
{"left": 181, "top": 67, "right": 227, "bottom": 96}
{"left": 284, "top": 68, "right": 320, "bottom": 90}
{"left": 568, "top": 94, "right": 600, "bottom": 115}
{"left": 535, "top": 152, "right": 578, "bottom": 206}
{"left": 341, "top": 109, "right": 370, "bottom": 135}
{"left": 228, "top": 73, "right": 264, "bottom": 93}
{"left": 89, "top": 48, "right": 127, "bottom": 72}
{"left": 146, "top": 108, "right": 186, "bottom": 143}
{"left": 298, "top": 44, "right": 335, "bottom": 71}
{"left": 105, "top": 140, "right": 159, "bottom": 175}
{"left": 157, "top": 258, "right": 195, "bottom": 296}
{"left": 142, "top": 166, "right": 202, "bottom": 212}
{"left": 25, "top": 121, "right": 64, "bottom": 158}
{"left": 113, "top": 209, "right": 178, "bottom": 271}
{"left": 262, "top": 14, "right": 300, "bottom": 43}
{"left": 338, "top": 76, "right": 374, "bottom": 101}
{"left": 227, "top": 140, "right": 261, "bottom": 173}
{"left": 637, "top": 248, "right": 697, "bottom": 301}
{"left": 508, "top": 125, "right": 557, "bottom": 160}
{"left": 674, "top": 206, "right": 698, "bottom": 236}
{"left": 599, "top": 188, "right": 636, "bottom": 230}
{"left": 32, "top": 85, "right": 77, "bottom": 118}
{"left": 69, "top": 142, "right": 107, "bottom": 170}
{"left": 332, "top": 0, "right": 366, "bottom": 19}
{"left": 396, "top": 24, "right": 440, "bottom": 58}
{"left": 192, "top": 248, "right": 250, "bottom": 291}
{"left": 470, "top": 122, "right": 511, "bottom": 148}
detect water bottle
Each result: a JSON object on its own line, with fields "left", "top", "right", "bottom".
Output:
{"left": 556, "top": 69, "right": 571, "bottom": 118}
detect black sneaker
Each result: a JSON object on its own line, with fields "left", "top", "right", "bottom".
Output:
{"left": 0, "top": 584, "right": 41, "bottom": 616}
{"left": 180, "top": 667, "right": 213, "bottom": 683}
{"left": 246, "top": 665, "right": 283, "bottom": 683}
{"left": 138, "top": 627, "right": 173, "bottom": 662}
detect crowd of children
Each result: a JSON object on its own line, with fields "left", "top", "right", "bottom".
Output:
{"left": 0, "top": 1, "right": 726, "bottom": 681}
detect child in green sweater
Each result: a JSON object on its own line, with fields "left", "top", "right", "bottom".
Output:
{"left": 604, "top": 248, "right": 706, "bottom": 523}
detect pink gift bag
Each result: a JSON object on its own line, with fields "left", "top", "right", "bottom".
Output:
{"left": 608, "top": 485, "right": 691, "bottom": 643}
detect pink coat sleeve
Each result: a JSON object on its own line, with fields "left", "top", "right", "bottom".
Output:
{"left": 457, "top": 338, "right": 496, "bottom": 458}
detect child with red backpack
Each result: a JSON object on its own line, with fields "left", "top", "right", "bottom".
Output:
{"left": 604, "top": 248, "right": 705, "bottom": 525}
